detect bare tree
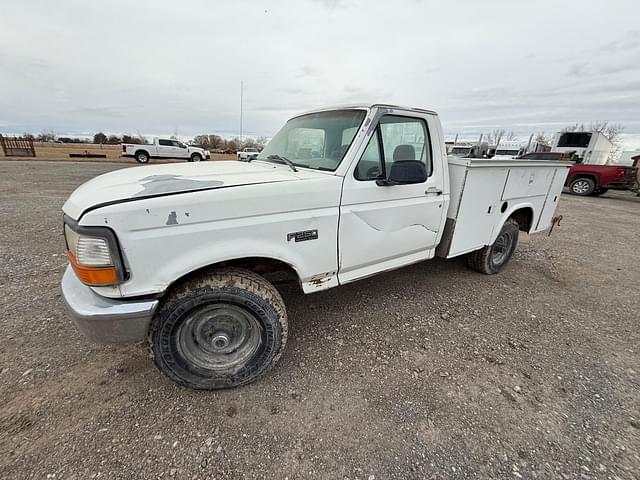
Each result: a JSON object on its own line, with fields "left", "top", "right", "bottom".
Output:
{"left": 534, "top": 132, "right": 552, "bottom": 147}
{"left": 561, "top": 123, "right": 586, "bottom": 133}
{"left": 562, "top": 120, "right": 624, "bottom": 143}
{"left": 255, "top": 136, "right": 269, "bottom": 147}
{"left": 36, "top": 130, "right": 56, "bottom": 142}
{"left": 485, "top": 128, "right": 506, "bottom": 145}
{"left": 592, "top": 121, "right": 625, "bottom": 143}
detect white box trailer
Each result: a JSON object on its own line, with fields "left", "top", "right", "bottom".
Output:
{"left": 437, "top": 158, "right": 569, "bottom": 258}
{"left": 552, "top": 131, "right": 613, "bottom": 165}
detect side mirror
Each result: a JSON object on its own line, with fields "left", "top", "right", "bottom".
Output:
{"left": 376, "top": 160, "right": 427, "bottom": 186}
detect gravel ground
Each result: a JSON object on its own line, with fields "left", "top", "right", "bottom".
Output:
{"left": 1, "top": 160, "right": 639, "bottom": 480}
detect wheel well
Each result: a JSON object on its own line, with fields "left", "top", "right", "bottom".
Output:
{"left": 135, "top": 149, "right": 149, "bottom": 157}
{"left": 509, "top": 207, "right": 534, "bottom": 232}
{"left": 191, "top": 152, "right": 202, "bottom": 158}
{"left": 569, "top": 173, "right": 598, "bottom": 185}
{"left": 166, "top": 257, "right": 301, "bottom": 295}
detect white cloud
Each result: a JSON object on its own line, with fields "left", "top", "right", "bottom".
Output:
{"left": 0, "top": 0, "right": 639, "bottom": 138}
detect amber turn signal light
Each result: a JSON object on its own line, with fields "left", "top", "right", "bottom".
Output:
{"left": 67, "top": 251, "right": 118, "bottom": 286}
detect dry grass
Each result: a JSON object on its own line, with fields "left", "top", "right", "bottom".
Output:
{"left": 0, "top": 142, "right": 235, "bottom": 163}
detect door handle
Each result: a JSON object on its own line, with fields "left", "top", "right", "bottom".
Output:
{"left": 425, "top": 187, "right": 443, "bottom": 196}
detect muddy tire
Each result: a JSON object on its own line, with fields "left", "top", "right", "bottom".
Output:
{"left": 569, "top": 177, "right": 595, "bottom": 196}
{"left": 135, "top": 150, "right": 150, "bottom": 164}
{"left": 149, "top": 268, "right": 288, "bottom": 390}
{"left": 467, "top": 218, "right": 519, "bottom": 274}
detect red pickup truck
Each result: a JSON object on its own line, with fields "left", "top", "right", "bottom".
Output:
{"left": 520, "top": 152, "right": 638, "bottom": 196}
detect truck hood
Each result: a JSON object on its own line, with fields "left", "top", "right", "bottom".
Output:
{"left": 63, "top": 160, "right": 318, "bottom": 220}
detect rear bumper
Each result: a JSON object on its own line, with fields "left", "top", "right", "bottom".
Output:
{"left": 603, "top": 181, "right": 637, "bottom": 190}
{"left": 61, "top": 266, "right": 159, "bottom": 343}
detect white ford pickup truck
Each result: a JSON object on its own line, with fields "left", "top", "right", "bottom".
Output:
{"left": 61, "top": 104, "right": 570, "bottom": 390}
{"left": 122, "top": 137, "right": 210, "bottom": 164}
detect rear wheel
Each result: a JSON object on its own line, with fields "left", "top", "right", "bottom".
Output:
{"left": 135, "top": 151, "right": 150, "bottom": 163}
{"left": 569, "top": 177, "right": 595, "bottom": 196}
{"left": 467, "top": 218, "right": 519, "bottom": 274}
{"left": 149, "top": 268, "right": 288, "bottom": 390}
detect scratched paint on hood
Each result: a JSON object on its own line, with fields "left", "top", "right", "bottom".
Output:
{"left": 133, "top": 174, "right": 224, "bottom": 197}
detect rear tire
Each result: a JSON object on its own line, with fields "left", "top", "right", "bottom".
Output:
{"left": 467, "top": 218, "right": 519, "bottom": 274}
{"left": 569, "top": 177, "right": 595, "bottom": 196}
{"left": 135, "top": 151, "right": 150, "bottom": 164}
{"left": 149, "top": 268, "right": 288, "bottom": 390}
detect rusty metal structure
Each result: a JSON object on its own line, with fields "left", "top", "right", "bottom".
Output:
{"left": 0, "top": 135, "right": 36, "bottom": 157}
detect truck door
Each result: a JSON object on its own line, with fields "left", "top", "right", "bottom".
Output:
{"left": 338, "top": 113, "right": 447, "bottom": 284}
{"left": 173, "top": 140, "right": 190, "bottom": 158}
{"left": 157, "top": 139, "right": 178, "bottom": 158}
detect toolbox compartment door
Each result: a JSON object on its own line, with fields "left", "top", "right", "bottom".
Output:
{"left": 534, "top": 167, "right": 570, "bottom": 231}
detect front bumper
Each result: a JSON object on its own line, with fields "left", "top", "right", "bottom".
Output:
{"left": 61, "top": 266, "right": 159, "bottom": 343}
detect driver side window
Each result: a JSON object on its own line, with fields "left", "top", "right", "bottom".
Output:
{"left": 354, "top": 115, "right": 432, "bottom": 181}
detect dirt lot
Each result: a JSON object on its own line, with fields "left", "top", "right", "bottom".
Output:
{"left": 0, "top": 142, "right": 235, "bottom": 163}
{"left": 1, "top": 160, "right": 639, "bottom": 479}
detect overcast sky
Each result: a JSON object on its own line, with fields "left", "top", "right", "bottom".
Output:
{"left": 1, "top": 0, "right": 639, "bottom": 146}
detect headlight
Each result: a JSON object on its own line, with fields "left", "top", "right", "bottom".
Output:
{"left": 64, "top": 216, "right": 125, "bottom": 286}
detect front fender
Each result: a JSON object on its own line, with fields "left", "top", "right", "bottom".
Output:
{"left": 79, "top": 178, "right": 343, "bottom": 299}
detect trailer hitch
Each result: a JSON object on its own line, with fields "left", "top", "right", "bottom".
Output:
{"left": 548, "top": 215, "right": 563, "bottom": 236}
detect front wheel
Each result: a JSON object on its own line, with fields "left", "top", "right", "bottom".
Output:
{"left": 467, "top": 218, "right": 519, "bottom": 274}
{"left": 149, "top": 268, "right": 288, "bottom": 390}
{"left": 190, "top": 153, "right": 202, "bottom": 162}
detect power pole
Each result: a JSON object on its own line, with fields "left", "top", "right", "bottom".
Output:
{"left": 240, "top": 80, "right": 244, "bottom": 143}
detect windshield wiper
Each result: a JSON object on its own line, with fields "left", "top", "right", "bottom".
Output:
{"left": 265, "top": 155, "right": 298, "bottom": 172}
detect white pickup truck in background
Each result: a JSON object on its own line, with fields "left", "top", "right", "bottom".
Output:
{"left": 122, "top": 138, "right": 210, "bottom": 164}
{"left": 61, "top": 103, "right": 570, "bottom": 390}
{"left": 237, "top": 147, "right": 259, "bottom": 161}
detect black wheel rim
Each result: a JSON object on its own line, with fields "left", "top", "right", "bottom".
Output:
{"left": 176, "top": 304, "right": 262, "bottom": 372}
{"left": 491, "top": 231, "right": 514, "bottom": 266}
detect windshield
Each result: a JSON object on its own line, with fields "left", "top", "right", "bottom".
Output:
{"left": 257, "top": 109, "right": 366, "bottom": 171}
